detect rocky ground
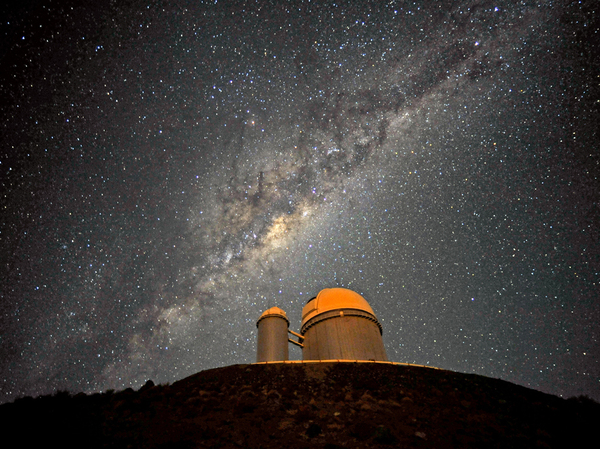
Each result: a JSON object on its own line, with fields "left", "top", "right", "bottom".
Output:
{"left": 1, "top": 362, "right": 598, "bottom": 448}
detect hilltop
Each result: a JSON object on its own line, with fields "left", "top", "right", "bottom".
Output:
{"left": 1, "top": 362, "right": 598, "bottom": 448}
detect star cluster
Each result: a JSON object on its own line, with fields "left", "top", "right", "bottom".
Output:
{"left": 1, "top": 0, "right": 598, "bottom": 403}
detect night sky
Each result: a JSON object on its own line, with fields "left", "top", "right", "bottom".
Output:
{"left": 1, "top": 0, "right": 598, "bottom": 404}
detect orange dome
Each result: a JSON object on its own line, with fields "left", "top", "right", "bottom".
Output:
{"left": 257, "top": 307, "right": 289, "bottom": 326}
{"left": 301, "top": 288, "right": 377, "bottom": 329}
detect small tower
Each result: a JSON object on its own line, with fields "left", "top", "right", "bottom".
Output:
{"left": 256, "top": 307, "right": 290, "bottom": 362}
{"left": 300, "top": 288, "right": 387, "bottom": 361}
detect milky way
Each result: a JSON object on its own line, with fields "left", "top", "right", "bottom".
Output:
{"left": 1, "top": 0, "right": 598, "bottom": 403}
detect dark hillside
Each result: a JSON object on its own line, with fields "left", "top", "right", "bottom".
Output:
{"left": 1, "top": 362, "right": 598, "bottom": 448}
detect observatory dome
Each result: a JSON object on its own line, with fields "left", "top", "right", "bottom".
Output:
{"left": 300, "top": 288, "right": 386, "bottom": 361}
{"left": 301, "top": 288, "right": 380, "bottom": 333}
{"left": 257, "top": 307, "right": 289, "bottom": 326}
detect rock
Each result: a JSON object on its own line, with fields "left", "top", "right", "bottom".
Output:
{"left": 374, "top": 425, "right": 397, "bottom": 444}
{"left": 139, "top": 380, "right": 155, "bottom": 392}
{"left": 360, "top": 392, "right": 375, "bottom": 402}
{"left": 306, "top": 423, "right": 322, "bottom": 438}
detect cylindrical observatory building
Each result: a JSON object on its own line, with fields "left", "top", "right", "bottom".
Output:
{"left": 256, "top": 288, "right": 387, "bottom": 362}
{"left": 300, "top": 288, "right": 387, "bottom": 361}
{"left": 256, "top": 307, "right": 290, "bottom": 362}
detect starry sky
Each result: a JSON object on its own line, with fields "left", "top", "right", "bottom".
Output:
{"left": 1, "top": 0, "right": 598, "bottom": 404}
